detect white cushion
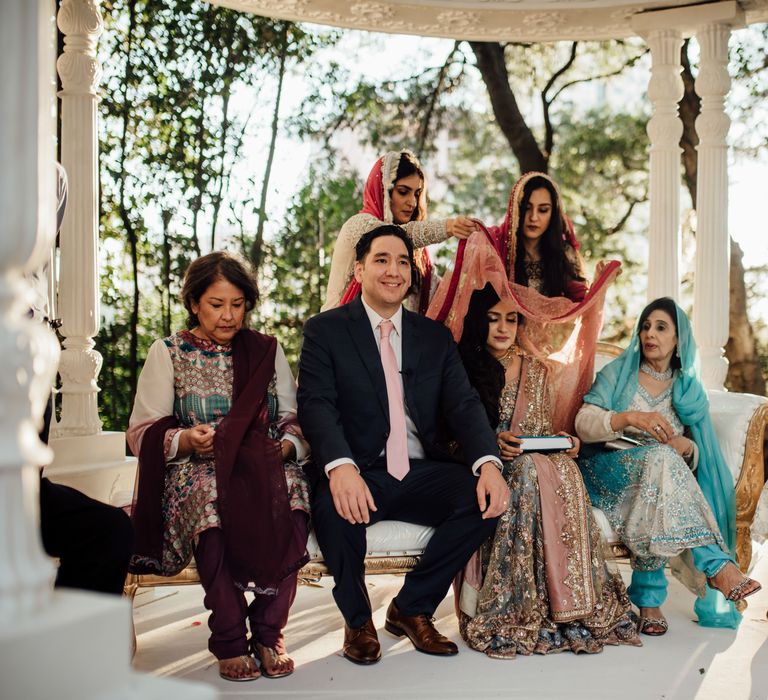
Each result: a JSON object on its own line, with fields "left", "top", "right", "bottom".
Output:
{"left": 592, "top": 507, "right": 619, "bottom": 543}
{"left": 307, "top": 520, "right": 435, "bottom": 562}
{"left": 708, "top": 390, "right": 767, "bottom": 483}
{"left": 306, "top": 511, "right": 623, "bottom": 563}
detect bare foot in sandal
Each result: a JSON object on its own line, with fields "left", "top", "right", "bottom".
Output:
{"left": 254, "top": 641, "right": 294, "bottom": 678}
{"left": 219, "top": 654, "right": 260, "bottom": 682}
{"left": 708, "top": 562, "right": 762, "bottom": 601}
{"left": 637, "top": 607, "right": 668, "bottom": 636}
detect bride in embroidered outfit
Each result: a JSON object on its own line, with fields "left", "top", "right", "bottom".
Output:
{"left": 451, "top": 284, "right": 640, "bottom": 657}
{"left": 128, "top": 252, "right": 309, "bottom": 681}
{"left": 322, "top": 149, "right": 476, "bottom": 313}
{"left": 575, "top": 297, "right": 761, "bottom": 635}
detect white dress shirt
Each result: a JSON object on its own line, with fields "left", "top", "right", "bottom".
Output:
{"left": 324, "top": 297, "right": 501, "bottom": 477}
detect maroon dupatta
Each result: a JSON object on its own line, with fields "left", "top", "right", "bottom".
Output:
{"left": 130, "top": 329, "right": 308, "bottom": 589}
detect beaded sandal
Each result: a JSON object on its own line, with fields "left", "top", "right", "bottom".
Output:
{"left": 253, "top": 641, "right": 294, "bottom": 679}
{"left": 218, "top": 655, "right": 260, "bottom": 682}
{"left": 708, "top": 573, "right": 762, "bottom": 602}
{"left": 637, "top": 616, "right": 668, "bottom": 636}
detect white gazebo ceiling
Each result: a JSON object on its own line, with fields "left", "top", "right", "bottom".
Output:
{"left": 212, "top": 0, "right": 768, "bottom": 40}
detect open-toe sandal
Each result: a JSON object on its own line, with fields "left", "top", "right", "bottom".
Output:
{"left": 218, "top": 654, "right": 260, "bottom": 682}
{"left": 254, "top": 642, "right": 294, "bottom": 679}
{"left": 708, "top": 574, "right": 762, "bottom": 602}
{"left": 637, "top": 616, "right": 668, "bottom": 636}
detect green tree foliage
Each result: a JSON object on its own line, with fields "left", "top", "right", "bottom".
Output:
{"left": 296, "top": 38, "right": 653, "bottom": 339}
{"left": 93, "top": 11, "right": 768, "bottom": 430}
{"left": 260, "top": 166, "right": 362, "bottom": 365}
{"left": 96, "top": 0, "right": 334, "bottom": 429}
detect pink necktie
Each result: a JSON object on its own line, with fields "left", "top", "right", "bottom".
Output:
{"left": 379, "top": 320, "right": 410, "bottom": 480}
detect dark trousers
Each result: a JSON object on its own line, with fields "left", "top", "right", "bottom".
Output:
{"left": 39, "top": 477, "right": 134, "bottom": 595}
{"left": 311, "top": 458, "right": 498, "bottom": 629}
{"left": 38, "top": 393, "right": 134, "bottom": 596}
{"left": 194, "top": 511, "right": 308, "bottom": 660}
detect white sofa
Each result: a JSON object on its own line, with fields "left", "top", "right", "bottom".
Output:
{"left": 296, "top": 344, "right": 768, "bottom": 578}
{"left": 125, "top": 344, "right": 768, "bottom": 598}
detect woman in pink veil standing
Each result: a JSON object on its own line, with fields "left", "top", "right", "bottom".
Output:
{"left": 489, "top": 171, "right": 588, "bottom": 302}
{"left": 322, "top": 150, "right": 476, "bottom": 313}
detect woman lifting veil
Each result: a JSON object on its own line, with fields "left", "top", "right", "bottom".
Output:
{"left": 322, "top": 150, "right": 477, "bottom": 313}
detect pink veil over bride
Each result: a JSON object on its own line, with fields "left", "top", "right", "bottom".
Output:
{"left": 427, "top": 223, "right": 620, "bottom": 433}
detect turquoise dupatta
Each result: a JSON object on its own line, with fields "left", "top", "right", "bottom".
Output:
{"left": 583, "top": 301, "right": 740, "bottom": 628}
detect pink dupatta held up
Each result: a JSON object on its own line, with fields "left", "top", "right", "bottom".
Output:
{"left": 427, "top": 224, "right": 620, "bottom": 433}
{"left": 339, "top": 151, "right": 434, "bottom": 313}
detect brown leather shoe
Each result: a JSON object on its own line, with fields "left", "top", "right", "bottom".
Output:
{"left": 385, "top": 600, "right": 458, "bottom": 656}
{"left": 343, "top": 619, "right": 381, "bottom": 665}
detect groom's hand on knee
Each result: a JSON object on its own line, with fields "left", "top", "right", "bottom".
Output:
{"left": 329, "top": 463, "right": 377, "bottom": 525}
{"left": 476, "top": 462, "right": 508, "bottom": 519}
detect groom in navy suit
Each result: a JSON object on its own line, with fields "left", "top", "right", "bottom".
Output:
{"left": 298, "top": 225, "right": 508, "bottom": 664}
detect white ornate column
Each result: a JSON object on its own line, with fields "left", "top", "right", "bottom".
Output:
{"left": 643, "top": 28, "right": 684, "bottom": 302}
{"left": 53, "top": 0, "right": 103, "bottom": 437}
{"left": 693, "top": 22, "right": 733, "bottom": 390}
{"left": 48, "top": 0, "right": 136, "bottom": 507}
{"left": 0, "top": 0, "right": 58, "bottom": 623}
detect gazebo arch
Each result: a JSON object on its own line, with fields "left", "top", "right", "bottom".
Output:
{"left": 2, "top": 1, "right": 767, "bottom": 698}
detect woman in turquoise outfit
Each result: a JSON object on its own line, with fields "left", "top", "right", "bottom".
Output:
{"left": 575, "top": 297, "right": 760, "bottom": 635}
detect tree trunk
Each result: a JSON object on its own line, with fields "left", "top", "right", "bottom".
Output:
{"left": 726, "top": 239, "right": 766, "bottom": 394}
{"left": 189, "top": 103, "right": 206, "bottom": 258}
{"left": 161, "top": 209, "right": 172, "bottom": 337}
{"left": 210, "top": 86, "right": 231, "bottom": 251}
{"left": 250, "top": 25, "right": 288, "bottom": 274}
{"left": 417, "top": 42, "right": 459, "bottom": 156}
{"left": 679, "top": 40, "right": 700, "bottom": 207}
{"left": 469, "top": 42, "right": 548, "bottom": 174}
{"left": 678, "top": 41, "right": 764, "bottom": 395}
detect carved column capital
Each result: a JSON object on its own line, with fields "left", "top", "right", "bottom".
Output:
{"left": 695, "top": 23, "right": 732, "bottom": 148}
{"left": 56, "top": 0, "right": 104, "bottom": 39}
{"left": 56, "top": 0, "right": 103, "bottom": 95}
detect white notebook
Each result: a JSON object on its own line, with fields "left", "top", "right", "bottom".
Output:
{"left": 517, "top": 435, "right": 573, "bottom": 452}
{"left": 604, "top": 435, "right": 642, "bottom": 451}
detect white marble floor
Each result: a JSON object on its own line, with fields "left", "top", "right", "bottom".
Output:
{"left": 132, "top": 549, "right": 768, "bottom": 700}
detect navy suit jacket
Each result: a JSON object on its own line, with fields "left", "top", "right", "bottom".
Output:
{"left": 297, "top": 296, "right": 498, "bottom": 478}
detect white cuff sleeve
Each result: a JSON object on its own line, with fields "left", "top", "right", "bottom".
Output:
{"left": 282, "top": 433, "right": 308, "bottom": 462}
{"left": 168, "top": 430, "right": 181, "bottom": 460}
{"left": 471, "top": 455, "right": 503, "bottom": 476}
{"left": 324, "top": 458, "right": 360, "bottom": 478}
